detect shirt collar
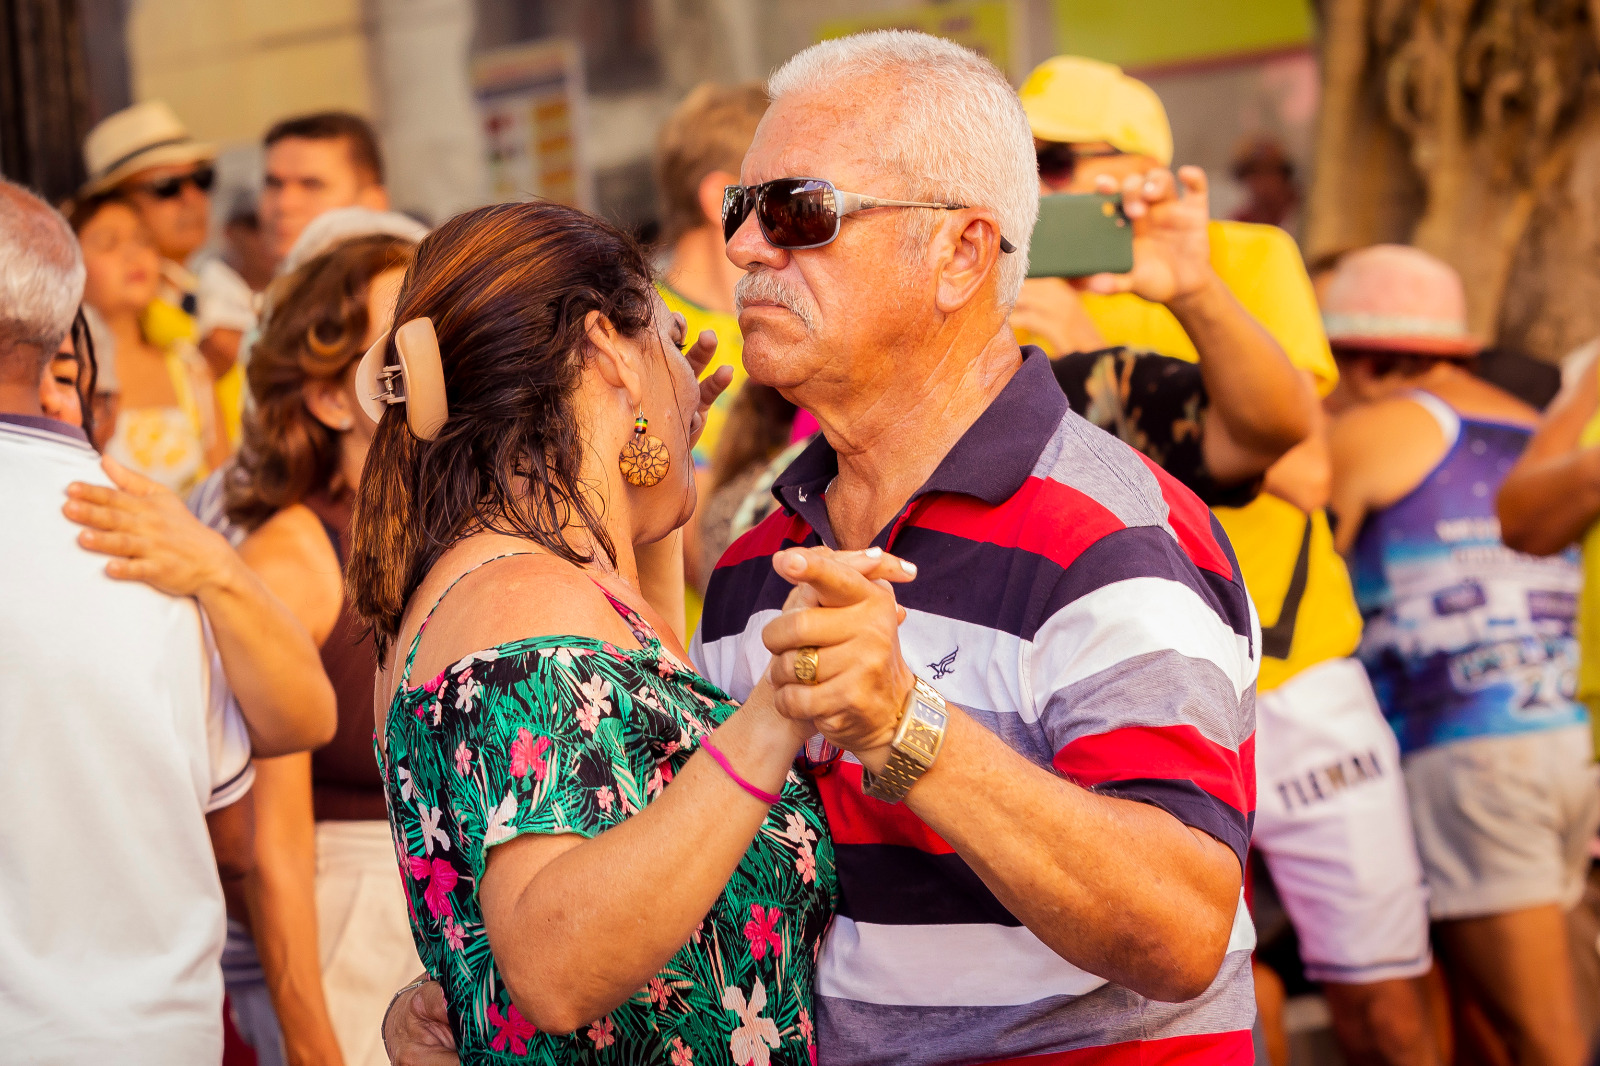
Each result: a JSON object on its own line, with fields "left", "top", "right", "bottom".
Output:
{"left": 773, "top": 346, "right": 1065, "bottom": 540}
{"left": 0, "top": 411, "right": 89, "bottom": 443}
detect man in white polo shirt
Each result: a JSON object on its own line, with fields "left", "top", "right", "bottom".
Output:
{"left": 0, "top": 179, "right": 330, "bottom": 1064}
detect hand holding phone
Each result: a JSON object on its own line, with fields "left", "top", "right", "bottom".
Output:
{"left": 1080, "top": 166, "right": 1215, "bottom": 305}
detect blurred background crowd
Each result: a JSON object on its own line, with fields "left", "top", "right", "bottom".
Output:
{"left": 7, "top": 1, "right": 1600, "bottom": 1065}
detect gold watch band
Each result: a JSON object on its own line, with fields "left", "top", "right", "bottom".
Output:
{"left": 862, "top": 676, "right": 949, "bottom": 803}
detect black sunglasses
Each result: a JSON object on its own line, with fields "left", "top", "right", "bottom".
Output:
{"left": 1035, "top": 144, "right": 1125, "bottom": 189}
{"left": 723, "top": 177, "right": 1016, "bottom": 253}
{"left": 136, "top": 164, "right": 216, "bottom": 201}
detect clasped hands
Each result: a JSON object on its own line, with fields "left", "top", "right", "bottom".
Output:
{"left": 760, "top": 546, "right": 919, "bottom": 770}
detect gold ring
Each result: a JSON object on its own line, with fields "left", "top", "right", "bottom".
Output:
{"left": 795, "top": 646, "right": 820, "bottom": 685}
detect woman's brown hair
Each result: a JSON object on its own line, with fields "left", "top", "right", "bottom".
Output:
{"left": 345, "top": 201, "right": 658, "bottom": 655}
{"left": 224, "top": 234, "right": 416, "bottom": 531}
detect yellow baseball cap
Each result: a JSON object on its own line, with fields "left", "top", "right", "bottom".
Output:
{"left": 1018, "top": 56, "right": 1173, "bottom": 166}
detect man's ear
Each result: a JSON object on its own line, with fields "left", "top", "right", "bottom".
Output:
{"left": 933, "top": 212, "right": 1006, "bottom": 314}
{"left": 697, "top": 170, "right": 738, "bottom": 234}
{"left": 358, "top": 184, "right": 391, "bottom": 212}
{"left": 583, "top": 310, "right": 644, "bottom": 406}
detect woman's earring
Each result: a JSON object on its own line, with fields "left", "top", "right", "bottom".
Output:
{"left": 619, "top": 411, "right": 670, "bottom": 488}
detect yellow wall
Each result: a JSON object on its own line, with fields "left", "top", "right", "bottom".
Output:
{"left": 127, "top": 0, "right": 373, "bottom": 148}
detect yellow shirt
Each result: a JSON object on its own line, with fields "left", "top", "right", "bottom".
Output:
{"left": 658, "top": 284, "right": 746, "bottom": 469}
{"left": 1079, "top": 220, "right": 1358, "bottom": 691}
{"left": 141, "top": 298, "right": 245, "bottom": 446}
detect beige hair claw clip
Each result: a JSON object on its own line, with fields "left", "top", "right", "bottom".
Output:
{"left": 355, "top": 317, "right": 449, "bottom": 441}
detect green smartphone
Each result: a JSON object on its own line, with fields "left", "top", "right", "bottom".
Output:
{"left": 1027, "top": 193, "right": 1134, "bottom": 278}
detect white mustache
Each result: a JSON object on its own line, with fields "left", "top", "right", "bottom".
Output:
{"left": 734, "top": 271, "right": 817, "bottom": 331}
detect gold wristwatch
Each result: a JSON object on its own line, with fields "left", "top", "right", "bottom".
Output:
{"left": 862, "top": 676, "right": 949, "bottom": 803}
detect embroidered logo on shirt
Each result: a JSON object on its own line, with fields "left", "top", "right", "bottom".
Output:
{"left": 928, "top": 648, "right": 958, "bottom": 679}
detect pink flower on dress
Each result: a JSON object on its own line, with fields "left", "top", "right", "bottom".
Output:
{"left": 664, "top": 741, "right": 680, "bottom": 756}
{"left": 743, "top": 904, "right": 783, "bottom": 961}
{"left": 486, "top": 1002, "right": 537, "bottom": 1054}
{"left": 798, "top": 1006, "right": 813, "bottom": 1042}
{"left": 595, "top": 785, "right": 615, "bottom": 813}
{"left": 670, "top": 1037, "right": 694, "bottom": 1065}
{"left": 509, "top": 730, "right": 551, "bottom": 781}
{"left": 794, "top": 841, "right": 817, "bottom": 885}
{"left": 453, "top": 742, "right": 473, "bottom": 775}
{"left": 587, "top": 1016, "right": 616, "bottom": 1049}
{"left": 407, "top": 855, "right": 458, "bottom": 919}
{"left": 423, "top": 671, "right": 445, "bottom": 695}
{"left": 454, "top": 670, "right": 480, "bottom": 714}
{"left": 442, "top": 914, "right": 466, "bottom": 951}
{"left": 576, "top": 675, "right": 612, "bottom": 733}
{"left": 647, "top": 976, "right": 670, "bottom": 1009}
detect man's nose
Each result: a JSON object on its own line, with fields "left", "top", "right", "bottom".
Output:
{"left": 725, "top": 210, "right": 787, "bottom": 273}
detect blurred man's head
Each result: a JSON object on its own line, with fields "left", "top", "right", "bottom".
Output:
{"left": 81, "top": 101, "right": 217, "bottom": 263}
{"left": 654, "top": 82, "right": 769, "bottom": 247}
{"left": 0, "top": 181, "right": 85, "bottom": 406}
{"left": 1018, "top": 56, "right": 1171, "bottom": 194}
{"left": 259, "top": 111, "right": 388, "bottom": 264}
{"left": 727, "top": 31, "right": 1035, "bottom": 401}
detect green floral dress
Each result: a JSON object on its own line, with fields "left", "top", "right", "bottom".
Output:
{"left": 379, "top": 555, "right": 837, "bottom": 1065}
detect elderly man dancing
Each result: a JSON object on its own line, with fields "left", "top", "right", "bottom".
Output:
{"left": 389, "top": 30, "right": 1256, "bottom": 1064}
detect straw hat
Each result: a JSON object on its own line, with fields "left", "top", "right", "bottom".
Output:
{"left": 1018, "top": 56, "right": 1173, "bottom": 165}
{"left": 1321, "top": 245, "right": 1480, "bottom": 358}
{"left": 81, "top": 101, "right": 216, "bottom": 196}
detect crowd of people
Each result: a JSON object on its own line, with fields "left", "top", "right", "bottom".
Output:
{"left": 2, "top": 26, "right": 1598, "bottom": 1066}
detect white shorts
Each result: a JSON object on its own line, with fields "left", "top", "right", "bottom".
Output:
{"left": 1253, "top": 657, "right": 1433, "bottom": 984}
{"left": 1402, "top": 724, "right": 1600, "bottom": 920}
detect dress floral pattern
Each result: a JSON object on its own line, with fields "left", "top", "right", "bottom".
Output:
{"left": 379, "top": 556, "right": 836, "bottom": 1064}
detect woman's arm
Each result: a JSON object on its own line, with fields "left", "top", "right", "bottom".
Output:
{"left": 1498, "top": 360, "right": 1600, "bottom": 555}
{"left": 63, "top": 457, "right": 337, "bottom": 754}
{"left": 481, "top": 678, "right": 803, "bottom": 1033}
{"left": 243, "top": 754, "right": 347, "bottom": 1066}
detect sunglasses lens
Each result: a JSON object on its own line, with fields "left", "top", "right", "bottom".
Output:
{"left": 758, "top": 179, "right": 836, "bottom": 249}
{"left": 1036, "top": 144, "right": 1076, "bottom": 187}
{"left": 192, "top": 165, "right": 216, "bottom": 193}
{"left": 722, "top": 186, "right": 752, "bottom": 243}
{"left": 150, "top": 177, "right": 184, "bottom": 199}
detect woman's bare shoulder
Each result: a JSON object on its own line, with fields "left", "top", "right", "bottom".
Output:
{"left": 403, "top": 551, "right": 640, "bottom": 684}
{"left": 239, "top": 504, "right": 344, "bottom": 641}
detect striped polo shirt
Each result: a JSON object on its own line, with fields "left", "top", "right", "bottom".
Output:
{"left": 691, "top": 351, "right": 1259, "bottom": 1064}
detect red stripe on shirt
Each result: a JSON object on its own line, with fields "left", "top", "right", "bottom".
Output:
{"left": 814, "top": 762, "right": 956, "bottom": 854}
{"left": 906, "top": 477, "right": 1127, "bottom": 573}
{"left": 715, "top": 509, "right": 812, "bottom": 570}
{"left": 978, "top": 1029, "right": 1254, "bottom": 1066}
{"left": 1132, "top": 453, "right": 1235, "bottom": 581}
{"left": 1054, "top": 725, "right": 1254, "bottom": 816}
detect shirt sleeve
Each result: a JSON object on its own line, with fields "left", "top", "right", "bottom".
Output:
{"left": 201, "top": 613, "right": 256, "bottom": 812}
{"left": 1029, "top": 524, "right": 1258, "bottom": 868}
{"left": 449, "top": 645, "right": 695, "bottom": 881}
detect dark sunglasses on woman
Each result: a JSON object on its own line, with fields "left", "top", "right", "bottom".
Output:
{"left": 723, "top": 177, "right": 1016, "bottom": 253}
{"left": 135, "top": 164, "right": 217, "bottom": 201}
{"left": 1035, "top": 143, "right": 1125, "bottom": 190}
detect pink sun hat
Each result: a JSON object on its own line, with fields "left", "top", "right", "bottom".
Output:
{"left": 1320, "top": 244, "right": 1481, "bottom": 358}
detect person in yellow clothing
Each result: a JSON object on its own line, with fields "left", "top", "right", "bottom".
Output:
{"left": 653, "top": 83, "right": 771, "bottom": 628}
{"left": 72, "top": 194, "right": 227, "bottom": 497}
{"left": 1019, "top": 56, "right": 1438, "bottom": 1066}
{"left": 81, "top": 101, "right": 255, "bottom": 445}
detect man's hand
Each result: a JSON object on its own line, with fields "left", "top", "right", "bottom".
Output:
{"left": 1083, "top": 166, "right": 1216, "bottom": 306}
{"left": 1010, "top": 278, "right": 1108, "bottom": 357}
{"left": 684, "top": 328, "right": 733, "bottom": 450}
{"left": 762, "top": 546, "right": 916, "bottom": 765}
{"left": 383, "top": 980, "right": 458, "bottom": 1065}
{"left": 63, "top": 456, "right": 235, "bottom": 596}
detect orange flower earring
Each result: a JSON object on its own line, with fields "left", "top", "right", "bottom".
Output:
{"left": 619, "top": 410, "right": 670, "bottom": 487}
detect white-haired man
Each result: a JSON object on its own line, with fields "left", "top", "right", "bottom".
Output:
{"left": 387, "top": 32, "right": 1255, "bottom": 1062}
{"left": 0, "top": 179, "right": 335, "bottom": 1063}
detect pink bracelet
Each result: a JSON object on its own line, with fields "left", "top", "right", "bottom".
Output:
{"left": 700, "top": 738, "right": 784, "bottom": 805}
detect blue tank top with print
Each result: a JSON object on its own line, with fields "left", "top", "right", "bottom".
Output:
{"left": 1350, "top": 392, "right": 1585, "bottom": 754}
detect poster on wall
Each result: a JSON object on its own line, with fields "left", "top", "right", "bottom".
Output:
{"left": 472, "top": 38, "right": 594, "bottom": 210}
{"left": 816, "top": 1, "right": 1020, "bottom": 81}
